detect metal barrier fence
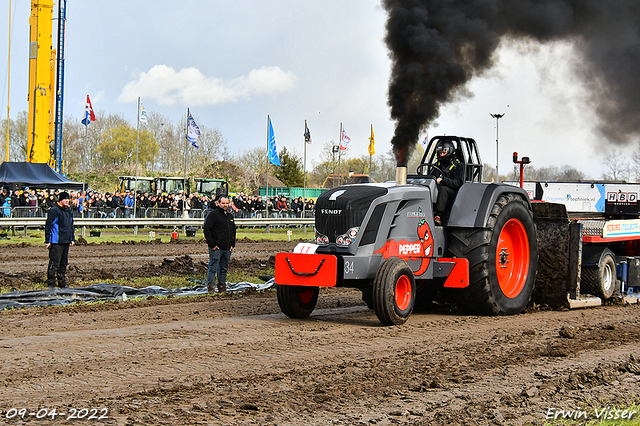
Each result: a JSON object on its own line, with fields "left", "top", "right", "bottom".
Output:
{"left": 0, "top": 206, "right": 314, "bottom": 220}
{"left": 0, "top": 216, "right": 315, "bottom": 236}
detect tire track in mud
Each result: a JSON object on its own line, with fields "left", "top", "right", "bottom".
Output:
{"left": 1, "top": 297, "right": 638, "bottom": 426}
{"left": 0, "top": 240, "right": 296, "bottom": 279}
{"left": 110, "top": 305, "right": 637, "bottom": 425}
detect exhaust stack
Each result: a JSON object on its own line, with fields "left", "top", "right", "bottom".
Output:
{"left": 395, "top": 166, "right": 407, "bottom": 186}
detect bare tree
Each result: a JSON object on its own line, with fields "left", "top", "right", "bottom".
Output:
{"left": 310, "top": 141, "right": 340, "bottom": 188}
{"left": 558, "top": 165, "right": 587, "bottom": 181}
{"left": 602, "top": 149, "right": 631, "bottom": 181}
{"left": 0, "top": 111, "right": 29, "bottom": 162}
{"left": 370, "top": 149, "right": 396, "bottom": 183}
{"left": 190, "top": 126, "right": 230, "bottom": 170}
{"left": 482, "top": 162, "right": 497, "bottom": 182}
{"left": 235, "top": 146, "right": 267, "bottom": 191}
{"left": 631, "top": 142, "right": 640, "bottom": 182}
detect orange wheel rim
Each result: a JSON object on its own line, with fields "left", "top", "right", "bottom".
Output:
{"left": 395, "top": 275, "right": 412, "bottom": 310}
{"left": 495, "top": 218, "right": 530, "bottom": 298}
{"left": 298, "top": 288, "right": 314, "bottom": 304}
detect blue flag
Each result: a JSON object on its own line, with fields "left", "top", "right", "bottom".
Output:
{"left": 187, "top": 111, "right": 201, "bottom": 148}
{"left": 268, "top": 117, "right": 281, "bottom": 166}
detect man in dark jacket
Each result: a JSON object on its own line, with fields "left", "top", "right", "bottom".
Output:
{"left": 44, "top": 191, "right": 75, "bottom": 289}
{"left": 203, "top": 195, "right": 236, "bottom": 293}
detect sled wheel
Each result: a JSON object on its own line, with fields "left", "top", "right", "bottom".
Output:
{"left": 277, "top": 285, "right": 319, "bottom": 319}
{"left": 449, "top": 193, "right": 538, "bottom": 315}
{"left": 373, "top": 257, "right": 416, "bottom": 325}
{"left": 582, "top": 250, "right": 616, "bottom": 300}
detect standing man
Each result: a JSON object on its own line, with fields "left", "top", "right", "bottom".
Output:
{"left": 203, "top": 195, "right": 236, "bottom": 293}
{"left": 44, "top": 191, "right": 75, "bottom": 289}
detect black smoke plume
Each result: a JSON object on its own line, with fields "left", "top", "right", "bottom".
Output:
{"left": 383, "top": 0, "right": 640, "bottom": 166}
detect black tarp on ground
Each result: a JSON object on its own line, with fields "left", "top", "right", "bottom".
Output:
{"left": 0, "top": 162, "right": 84, "bottom": 191}
{"left": 0, "top": 280, "right": 276, "bottom": 310}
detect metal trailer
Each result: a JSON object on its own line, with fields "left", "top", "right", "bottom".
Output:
{"left": 503, "top": 180, "right": 640, "bottom": 307}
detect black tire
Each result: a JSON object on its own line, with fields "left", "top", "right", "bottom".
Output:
{"left": 361, "top": 287, "right": 374, "bottom": 309}
{"left": 582, "top": 250, "right": 616, "bottom": 300}
{"left": 277, "top": 285, "right": 319, "bottom": 319}
{"left": 373, "top": 257, "right": 416, "bottom": 325}
{"left": 449, "top": 193, "right": 537, "bottom": 315}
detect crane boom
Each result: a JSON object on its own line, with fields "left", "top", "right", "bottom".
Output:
{"left": 27, "top": 0, "right": 56, "bottom": 165}
{"left": 53, "top": 0, "right": 67, "bottom": 173}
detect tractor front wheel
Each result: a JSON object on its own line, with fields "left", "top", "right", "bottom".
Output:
{"left": 277, "top": 285, "right": 319, "bottom": 319}
{"left": 373, "top": 258, "right": 416, "bottom": 325}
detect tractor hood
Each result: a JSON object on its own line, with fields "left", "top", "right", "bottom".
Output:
{"left": 315, "top": 185, "right": 389, "bottom": 244}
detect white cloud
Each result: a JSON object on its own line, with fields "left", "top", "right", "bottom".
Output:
{"left": 118, "top": 65, "right": 298, "bottom": 106}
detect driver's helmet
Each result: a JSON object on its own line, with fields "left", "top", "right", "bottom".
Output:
{"left": 436, "top": 140, "right": 455, "bottom": 163}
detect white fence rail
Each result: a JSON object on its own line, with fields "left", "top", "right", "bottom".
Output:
{"left": 0, "top": 217, "right": 315, "bottom": 236}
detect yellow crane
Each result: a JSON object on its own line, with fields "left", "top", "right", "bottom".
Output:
{"left": 26, "top": 0, "right": 56, "bottom": 166}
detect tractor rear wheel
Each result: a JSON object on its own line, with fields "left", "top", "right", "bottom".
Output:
{"left": 449, "top": 193, "right": 537, "bottom": 315}
{"left": 277, "top": 285, "right": 319, "bottom": 319}
{"left": 373, "top": 257, "right": 416, "bottom": 325}
{"left": 582, "top": 249, "right": 617, "bottom": 300}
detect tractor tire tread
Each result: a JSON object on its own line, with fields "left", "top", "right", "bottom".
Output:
{"left": 449, "top": 193, "right": 537, "bottom": 316}
{"left": 373, "top": 257, "right": 415, "bottom": 325}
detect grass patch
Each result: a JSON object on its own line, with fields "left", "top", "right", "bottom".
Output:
{"left": 72, "top": 268, "right": 274, "bottom": 291}
{"left": 237, "top": 227, "right": 314, "bottom": 242}
{"left": 77, "top": 275, "right": 199, "bottom": 290}
{"left": 0, "top": 229, "right": 176, "bottom": 245}
{"left": 1, "top": 281, "right": 51, "bottom": 294}
{"left": 227, "top": 268, "right": 274, "bottom": 284}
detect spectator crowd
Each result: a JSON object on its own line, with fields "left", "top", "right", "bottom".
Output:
{"left": 0, "top": 187, "right": 316, "bottom": 219}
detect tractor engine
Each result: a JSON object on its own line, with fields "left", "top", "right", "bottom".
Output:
{"left": 314, "top": 185, "right": 389, "bottom": 253}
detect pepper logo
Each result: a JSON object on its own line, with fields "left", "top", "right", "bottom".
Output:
{"left": 399, "top": 242, "right": 422, "bottom": 256}
{"left": 373, "top": 218, "right": 434, "bottom": 276}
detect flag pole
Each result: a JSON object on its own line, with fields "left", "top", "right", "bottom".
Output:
{"left": 184, "top": 109, "right": 188, "bottom": 198}
{"left": 6, "top": 0, "right": 12, "bottom": 162}
{"left": 265, "top": 115, "right": 269, "bottom": 219}
{"left": 338, "top": 122, "right": 342, "bottom": 186}
{"left": 134, "top": 97, "right": 140, "bottom": 217}
{"left": 302, "top": 120, "right": 307, "bottom": 218}
{"left": 82, "top": 121, "right": 87, "bottom": 217}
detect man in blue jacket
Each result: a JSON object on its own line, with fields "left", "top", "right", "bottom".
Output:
{"left": 45, "top": 191, "right": 75, "bottom": 289}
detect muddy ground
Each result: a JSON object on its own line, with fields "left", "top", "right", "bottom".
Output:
{"left": 0, "top": 239, "right": 639, "bottom": 425}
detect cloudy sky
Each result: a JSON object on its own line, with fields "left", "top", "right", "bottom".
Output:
{"left": 0, "top": 1, "right": 629, "bottom": 179}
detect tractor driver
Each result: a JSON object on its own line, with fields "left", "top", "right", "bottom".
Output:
{"left": 431, "top": 140, "right": 464, "bottom": 225}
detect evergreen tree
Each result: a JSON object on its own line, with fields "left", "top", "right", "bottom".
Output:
{"left": 275, "top": 147, "right": 304, "bottom": 187}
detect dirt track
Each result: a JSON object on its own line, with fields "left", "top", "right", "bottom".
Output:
{"left": 0, "top": 241, "right": 639, "bottom": 425}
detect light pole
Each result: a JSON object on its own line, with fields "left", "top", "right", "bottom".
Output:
{"left": 490, "top": 113, "right": 505, "bottom": 182}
